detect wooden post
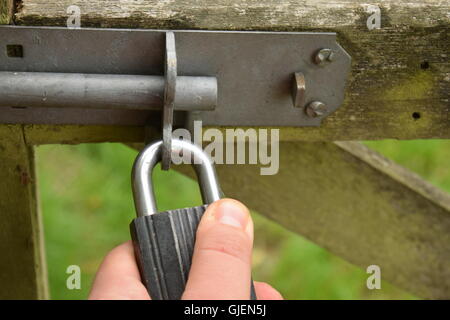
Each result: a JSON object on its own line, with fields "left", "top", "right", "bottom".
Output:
{"left": 0, "top": 125, "right": 48, "bottom": 299}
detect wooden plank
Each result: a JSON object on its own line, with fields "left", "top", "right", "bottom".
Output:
{"left": 20, "top": 121, "right": 450, "bottom": 145}
{"left": 172, "top": 141, "right": 450, "bottom": 299}
{"left": 7, "top": 0, "right": 450, "bottom": 141}
{"left": 0, "top": 0, "right": 13, "bottom": 24}
{"left": 0, "top": 124, "right": 49, "bottom": 299}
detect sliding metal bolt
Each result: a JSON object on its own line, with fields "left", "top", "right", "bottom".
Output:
{"left": 314, "top": 49, "right": 334, "bottom": 65}
{"left": 305, "top": 101, "right": 327, "bottom": 117}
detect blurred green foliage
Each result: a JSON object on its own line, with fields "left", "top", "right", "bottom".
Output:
{"left": 35, "top": 139, "right": 450, "bottom": 299}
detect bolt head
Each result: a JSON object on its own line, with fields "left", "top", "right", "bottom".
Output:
{"left": 306, "top": 101, "right": 327, "bottom": 117}
{"left": 292, "top": 72, "right": 306, "bottom": 108}
{"left": 314, "top": 48, "right": 334, "bottom": 65}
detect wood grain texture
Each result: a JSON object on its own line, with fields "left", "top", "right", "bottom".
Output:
{"left": 173, "top": 141, "right": 450, "bottom": 299}
{"left": 0, "top": 0, "right": 13, "bottom": 24}
{"left": 0, "top": 124, "right": 48, "bottom": 299}
{"left": 9, "top": 0, "right": 450, "bottom": 141}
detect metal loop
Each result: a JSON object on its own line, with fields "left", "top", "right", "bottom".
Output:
{"left": 132, "top": 139, "right": 222, "bottom": 217}
{"left": 162, "top": 31, "right": 177, "bottom": 171}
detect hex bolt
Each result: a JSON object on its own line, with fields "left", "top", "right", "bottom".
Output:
{"left": 314, "top": 48, "right": 334, "bottom": 65}
{"left": 305, "top": 101, "right": 327, "bottom": 117}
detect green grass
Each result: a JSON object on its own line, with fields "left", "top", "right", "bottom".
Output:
{"left": 35, "top": 139, "right": 450, "bottom": 299}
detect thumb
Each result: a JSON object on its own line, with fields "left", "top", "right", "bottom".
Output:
{"left": 182, "top": 198, "right": 254, "bottom": 300}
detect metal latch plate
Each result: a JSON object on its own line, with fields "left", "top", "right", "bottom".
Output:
{"left": 0, "top": 26, "right": 351, "bottom": 126}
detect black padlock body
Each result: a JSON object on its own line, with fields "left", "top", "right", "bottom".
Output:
{"left": 130, "top": 204, "right": 257, "bottom": 300}
{"left": 130, "top": 205, "right": 206, "bottom": 300}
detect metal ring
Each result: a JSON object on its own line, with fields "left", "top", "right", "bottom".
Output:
{"left": 132, "top": 139, "right": 222, "bottom": 216}
{"left": 162, "top": 31, "right": 177, "bottom": 170}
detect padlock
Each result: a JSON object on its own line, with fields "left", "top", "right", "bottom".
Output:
{"left": 130, "top": 139, "right": 256, "bottom": 300}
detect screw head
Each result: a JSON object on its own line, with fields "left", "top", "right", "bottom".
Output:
{"left": 305, "top": 101, "right": 327, "bottom": 117}
{"left": 314, "top": 48, "right": 334, "bottom": 65}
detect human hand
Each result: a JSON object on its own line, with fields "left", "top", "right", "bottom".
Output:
{"left": 89, "top": 198, "right": 282, "bottom": 300}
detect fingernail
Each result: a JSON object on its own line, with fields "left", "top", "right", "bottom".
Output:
{"left": 214, "top": 200, "right": 249, "bottom": 230}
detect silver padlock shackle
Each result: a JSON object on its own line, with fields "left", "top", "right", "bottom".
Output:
{"left": 132, "top": 139, "right": 222, "bottom": 216}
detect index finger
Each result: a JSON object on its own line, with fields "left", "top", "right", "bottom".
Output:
{"left": 89, "top": 241, "right": 150, "bottom": 300}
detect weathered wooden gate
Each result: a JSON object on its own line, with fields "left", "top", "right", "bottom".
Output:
{"left": 0, "top": 0, "right": 449, "bottom": 299}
